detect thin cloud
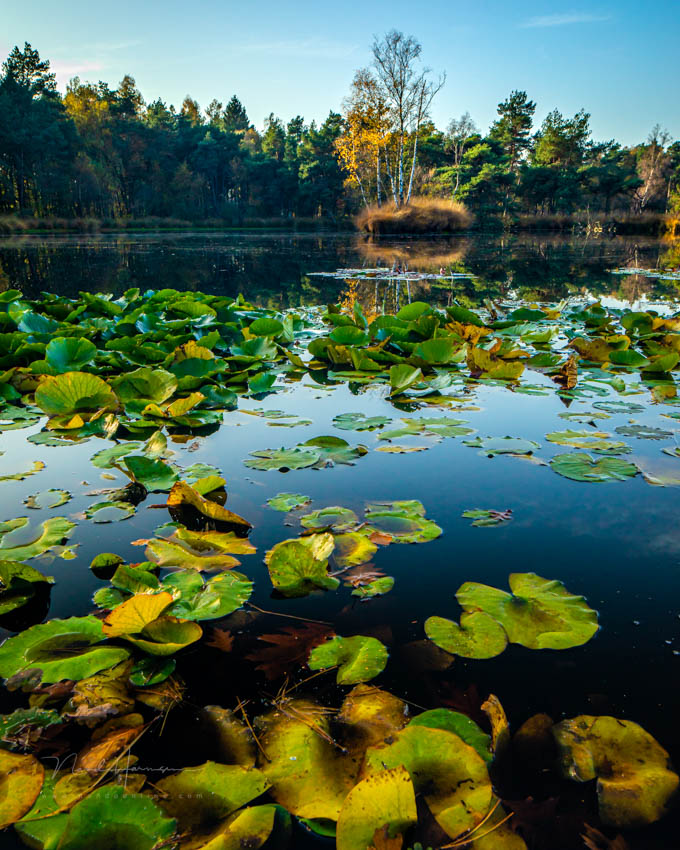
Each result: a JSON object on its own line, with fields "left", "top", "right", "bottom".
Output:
{"left": 51, "top": 60, "right": 105, "bottom": 80}
{"left": 521, "top": 12, "right": 611, "bottom": 28}
{"left": 235, "top": 39, "right": 358, "bottom": 59}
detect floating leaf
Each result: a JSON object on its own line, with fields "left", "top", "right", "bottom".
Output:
{"left": 123, "top": 455, "right": 178, "bottom": 491}
{"left": 463, "top": 436, "right": 541, "bottom": 456}
{"left": 553, "top": 715, "right": 679, "bottom": 827}
{"left": 425, "top": 612, "right": 508, "bottom": 659}
{"left": 164, "top": 570, "right": 253, "bottom": 620}
{"left": 362, "top": 724, "right": 492, "bottom": 840}
{"left": 462, "top": 508, "right": 513, "bottom": 527}
{"left": 102, "top": 592, "right": 174, "bottom": 637}
{"left": 550, "top": 453, "right": 638, "bottom": 483}
{"left": 0, "top": 516, "right": 75, "bottom": 561}
{"left": 84, "top": 501, "right": 135, "bottom": 522}
{"left": 333, "top": 532, "right": 377, "bottom": 567}
{"left": 333, "top": 413, "right": 391, "bottom": 431}
{"left": 34, "top": 371, "right": 117, "bottom": 416}
{"left": 336, "top": 766, "right": 417, "bottom": 850}
{"left": 122, "top": 615, "right": 202, "bottom": 656}
{"left": 56, "top": 784, "right": 176, "bottom": 850}
{"left": 244, "top": 447, "right": 320, "bottom": 471}
{"left": 24, "top": 489, "right": 71, "bottom": 510}
{"left": 300, "top": 506, "right": 358, "bottom": 533}
{"left": 266, "top": 537, "right": 339, "bottom": 597}
{"left": 351, "top": 577, "right": 394, "bottom": 599}
{"left": 0, "top": 460, "right": 45, "bottom": 482}
{"left": 0, "top": 749, "right": 44, "bottom": 829}
{"left": 44, "top": 337, "right": 97, "bottom": 374}
{"left": 167, "top": 481, "right": 252, "bottom": 528}
{"left": 389, "top": 365, "right": 422, "bottom": 395}
{"left": 0, "top": 615, "right": 129, "bottom": 683}
{"left": 614, "top": 424, "right": 674, "bottom": 440}
{"left": 545, "top": 429, "right": 630, "bottom": 453}
{"left": 110, "top": 366, "right": 178, "bottom": 404}
{"left": 409, "top": 708, "right": 492, "bottom": 764}
{"left": 266, "top": 492, "right": 311, "bottom": 512}
{"left": 301, "top": 436, "right": 368, "bottom": 467}
{"left": 362, "top": 501, "right": 441, "bottom": 544}
{"left": 0, "top": 560, "right": 54, "bottom": 615}
{"left": 308, "top": 635, "right": 388, "bottom": 684}
{"left": 456, "top": 572, "right": 599, "bottom": 650}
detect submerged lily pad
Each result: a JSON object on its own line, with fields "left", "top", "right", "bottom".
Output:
{"left": 244, "top": 447, "right": 320, "bottom": 471}
{"left": 550, "top": 453, "right": 638, "bottom": 483}
{"left": 463, "top": 436, "right": 541, "bottom": 456}
{"left": 307, "top": 635, "right": 388, "bottom": 684}
{"left": 362, "top": 500, "right": 442, "bottom": 544}
{"left": 614, "top": 424, "right": 674, "bottom": 440}
{"left": 553, "top": 715, "right": 679, "bottom": 827}
{"left": 24, "top": 489, "right": 71, "bottom": 510}
{"left": 84, "top": 501, "right": 136, "bottom": 523}
{"left": 0, "top": 615, "right": 130, "bottom": 683}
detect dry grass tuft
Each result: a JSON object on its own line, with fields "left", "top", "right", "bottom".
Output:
{"left": 355, "top": 198, "right": 473, "bottom": 234}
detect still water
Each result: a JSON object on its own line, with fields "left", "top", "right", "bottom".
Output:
{"left": 0, "top": 232, "right": 679, "bottom": 849}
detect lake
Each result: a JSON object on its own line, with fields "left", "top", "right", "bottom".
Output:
{"left": 0, "top": 231, "right": 679, "bottom": 849}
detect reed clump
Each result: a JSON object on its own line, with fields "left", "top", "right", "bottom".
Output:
{"left": 355, "top": 198, "right": 473, "bottom": 234}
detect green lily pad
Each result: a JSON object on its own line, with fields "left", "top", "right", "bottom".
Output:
{"left": 44, "top": 337, "right": 97, "bottom": 374}
{"left": 593, "top": 400, "right": 645, "bottom": 414}
{"left": 163, "top": 570, "right": 253, "bottom": 621}
{"left": 333, "top": 532, "right": 377, "bottom": 567}
{"left": 409, "top": 708, "right": 492, "bottom": 764}
{"left": 351, "top": 577, "right": 394, "bottom": 599}
{"left": 550, "top": 453, "right": 639, "bottom": 483}
{"left": 34, "top": 371, "right": 117, "bottom": 415}
{"left": 463, "top": 436, "right": 541, "bottom": 456}
{"left": 0, "top": 560, "right": 54, "bottom": 614}
{"left": 266, "top": 492, "right": 311, "bottom": 512}
{"left": 0, "top": 615, "right": 130, "bottom": 683}
{"left": 307, "top": 635, "right": 388, "bottom": 684}
{"left": 425, "top": 612, "right": 508, "bottom": 659}
{"left": 57, "top": 784, "right": 176, "bottom": 850}
{"left": 332, "top": 413, "right": 391, "bottom": 431}
{"left": 389, "top": 364, "right": 423, "bottom": 395}
{"left": 614, "top": 424, "right": 674, "bottom": 440}
{"left": 90, "top": 442, "right": 142, "bottom": 469}
{"left": 24, "top": 489, "right": 71, "bottom": 510}
{"left": 301, "top": 436, "right": 368, "bottom": 467}
{"left": 456, "top": 572, "right": 599, "bottom": 650}
{"left": 110, "top": 366, "right": 178, "bottom": 404}
{"left": 362, "top": 500, "right": 442, "bottom": 544}
{"left": 300, "top": 506, "right": 358, "bottom": 533}
{"left": 129, "top": 656, "right": 176, "bottom": 687}
{"left": 553, "top": 715, "right": 679, "bottom": 828}
{"left": 244, "top": 447, "right": 320, "bottom": 471}
{"left": 558, "top": 411, "right": 611, "bottom": 424}
{"left": 545, "top": 429, "right": 631, "bottom": 454}
{"left": 266, "top": 536, "right": 339, "bottom": 597}
{"left": 123, "top": 455, "right": 178, "bottom": 491}
{"left": 462, "top": 508, "right": 513, "bottom": 527}
{"left": 122, "top": 615, "right": 203, "bottom": 656}
{"left": 0, "top": 460, "right": 46, "bottom": 481}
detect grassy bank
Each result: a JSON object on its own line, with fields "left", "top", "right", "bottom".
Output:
{"left": 0, "top": 215, "right": 349, "bottom": 235}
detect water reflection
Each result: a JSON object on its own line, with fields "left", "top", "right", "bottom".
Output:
{"left": 0, "top": 231, "right": 678, "bottom": 307}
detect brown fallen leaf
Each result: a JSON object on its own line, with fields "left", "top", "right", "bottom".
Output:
{"left": 369, "top": 531, "right": 393, "bottom": 546}
{"left": 206, "top": 628, "right": 234, "bottom": 653}
{"left": 344, "top": 565, "right": 386, "bottom": 587}
{"left": 245, "top": 623, "right": 335, "bottom": 681}
{"left": 368, "top": 825, "right": 403, "bottom": 850}
{"left": 582, "top": 824, "right": 630, "bottom": 850}
{"left": 553, "top": 354, "right": 578, "bottom": 389}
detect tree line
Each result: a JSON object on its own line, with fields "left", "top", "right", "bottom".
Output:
{"left": 0, "top": 38, "right": 678, "bottom": 225}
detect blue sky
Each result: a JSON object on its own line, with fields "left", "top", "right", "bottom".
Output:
{"left": 3, "top": 0, "right": 678, "bottom": 146}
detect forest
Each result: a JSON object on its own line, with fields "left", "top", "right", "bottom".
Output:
{"left": 0, "top": 39, "right": 679, "bottom": 229}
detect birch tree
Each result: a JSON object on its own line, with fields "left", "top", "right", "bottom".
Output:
{"left": 445, "top": 113, "right": 477, "bottom": 199}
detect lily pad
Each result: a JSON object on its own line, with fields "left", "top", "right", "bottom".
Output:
{"left": 333, "top": 532, "right": 377, "bottom": 567}
{"left": 0, "top": 560, "right": 54, "bottom": 615}
{"left": 336, "top": 766, "right": 417, "bottom": 850}
{"left": 0, "top": 461, "right": 46, "bottom": 482}
{"left": 122, "top": 615, "right": 203, "bottom": 656}
{"left": 456, "top": 572, "right": 599, "bottom": 650}
{"left": 0, "top": 517, "right": 76, "bottom": 561}
{"left": 614, "top": 424, "right": 674, "bottom": 440}
{"left": 550, "top": 453, "right": 639, "bottom": 483}
{"left": 545, "top": 429, "right": 631, "bottom": 454}
{"left": 34, "top": 371, "right": 117, "bottom": 416}
{"left": 301, "top": 436, "right": 368, "bottom": 467}
{"left": 362, "top": 500, "right": 442, "bottom": 544}
{"left": 24, "top": 489, "right": 71, "bottom": 510}
{"left": 84, "top": 501, "right": 136, "bottom": 523}
{"left": 123, "top": 455, "right": 178, "bottom": 491}
{"left": 307, "top": 635, "right": 388, "bottom": 684}
{"left": 463, "top": 436, "right": 541, "bottom": 456}
{"left": 333, "top": 413, "right": 391, "bottom": 431}
{"left": 351, "top": 577, "right": 394, "bottom": 599}
{"left": 244, "top": 447, "right": 320, "bottom": 471}
{"left": 163, "top": 570, "right": 253, "bottom": 620}
{"left": 266, "top": 536, "right": 339, "bottom": 597}
{"left": 167, "top": 481, "right": 252, "bottom": 528}
{"left": 425, "top": 612, "right": 508, "bottom": 659}
{"left": 462, "top": 508, "right": 513, "bottom": 527}
{"left": 0, "top": 615, "right": 130, "bottom": 683}
{"left": 0, "top": 749, "right": 44, "bottom": 829}
{"left": 266, "top": 492, "right": 311, "bottom": 512}
{"left": 553, "top": 715, "right": 679, "bottom": 827}
{"left": 56, "top": 784, "right": 176, "bottom": 850}
{"left": 44, "top": 337, "right": 97, "bottom": 374}
{"left": 300, "top": 506, "right": 358, "bottom": 533}
{"left": 362, "top": 724, "right": 492, "bottom": 840}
